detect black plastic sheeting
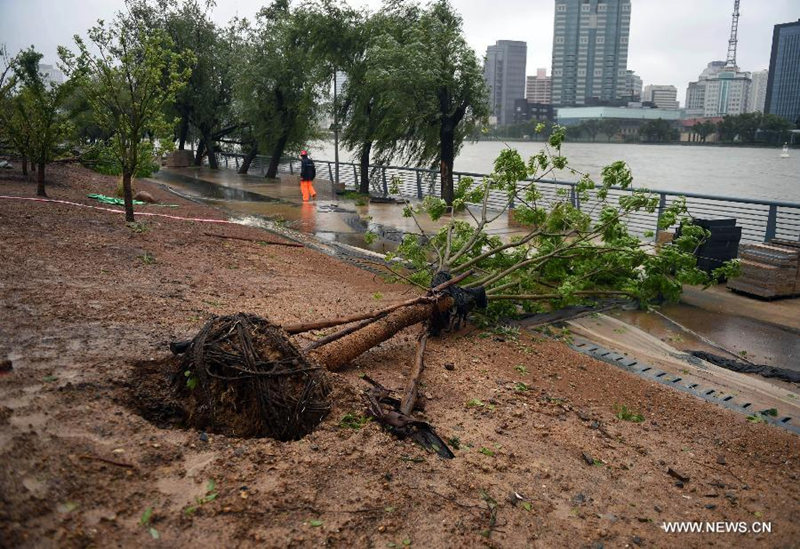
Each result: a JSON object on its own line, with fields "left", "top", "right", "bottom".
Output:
{"left": 690, "top": 351, "right": 800, "bottom": 383}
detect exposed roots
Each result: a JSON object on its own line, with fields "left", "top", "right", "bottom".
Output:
{"left": 175, "top": 313, "right": 331, "bottom": 440}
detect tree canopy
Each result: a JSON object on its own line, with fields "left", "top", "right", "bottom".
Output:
{"left": 64, "top": 10, "right": 192, "bottom": 221}
{"left": 387, "top": 125, "right": 737, "bottom": 316}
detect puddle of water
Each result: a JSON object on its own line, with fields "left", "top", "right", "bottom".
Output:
{"left": 614, "top": 304, "right": 800, "bottom": 371}
{"left": 154, "top": 170, "right": 400, "bottom": 253}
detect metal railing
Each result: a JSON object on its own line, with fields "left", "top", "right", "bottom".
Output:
{"left": 218, "top": 152, "right": 800, "bottom": 245}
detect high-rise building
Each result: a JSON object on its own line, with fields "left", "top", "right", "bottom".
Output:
{"left": 765, "top": 19, "right": 800, "bottom": 126}
{"left": 685, "top": 61, "right": 750, "bottom": 117}
{"left": 747, "top": 69, "right": 768, "bottom": 113}
{"left": 551, "top": 0, "right": 631, "bottom": 107}
{"left": 625, "top": 70, "right": 642, "bottom": 101}
{"left": 484, "top": 40, "right": 527, "bottom": 126}
{"left": 643, "top": 85, "right": 679, "bottom": 109}
{"left": 685, "top": 61, "right": 725, "bottom": 116}
{"left": 526, "top": 68, "right": 552, "bottom": 104}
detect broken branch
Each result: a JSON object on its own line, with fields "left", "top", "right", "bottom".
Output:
{"left": 400, "top": 326, "right": 429, "bottom": 416}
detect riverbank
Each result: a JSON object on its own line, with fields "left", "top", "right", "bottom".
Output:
{"left": 2, "top": 163, "right": 799, "bottom": 547}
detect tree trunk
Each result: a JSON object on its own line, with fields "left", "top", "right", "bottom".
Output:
{"left": 122, "top": 171, "right": 135, "bottom": 222}
{"left": 36, "top": 162, "right": 46, "bottom": 197}
{"left": 194, "top": 140, "right": 206, "bottom": 166}
{"left": 206, "top": 134, "right": 218, "bottom": 170}
{"left": 238, "top": 144, "right": 258, "bottom": 175}
{"left": 178, "top": 117, "right": 189, "bottom": 150}
{"left": 21, "top": 155, "right": 28, "bottom": 176}
{"left": 358, "top": 141, "right": 371, "bottom": 194}
{"left": 440, "top": 122, "right": 455, "bottom": 206}
{"left": 266, "top": 133, "right": 288, "bottom": 179}
{"left": 308, "top": 297, "right": 452, "bottom": 371}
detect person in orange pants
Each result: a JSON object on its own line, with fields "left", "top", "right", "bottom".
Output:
{"left": 299, "top": 150, "right": 317, "bottom": 201}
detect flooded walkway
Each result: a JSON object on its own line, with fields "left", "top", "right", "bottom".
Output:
{"left": 153, "top": 166, "right": 527, "bottom": 254}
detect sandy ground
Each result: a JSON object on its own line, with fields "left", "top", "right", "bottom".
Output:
{"left": 1, "top": 163, "right": 799, "bottom": 548}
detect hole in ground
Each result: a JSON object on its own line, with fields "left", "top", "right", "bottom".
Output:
{"left": 127, "top": 313, "right": 332, "bottom": 441}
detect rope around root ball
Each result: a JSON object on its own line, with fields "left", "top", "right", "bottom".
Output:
{"left": 176, "top": 313, "right": 331, "bottom": 440}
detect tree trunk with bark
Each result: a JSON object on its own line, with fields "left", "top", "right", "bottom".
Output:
{"left": 238, "top": 144, "right": 258, "bottom": 175}
{"left": 266, "top": 132, "right": 288, "bottom": 179}
{"left": 358, "top": 141, "right": 371, "bottom": 194}
{"left": 36, "top": 162, "right": 46, "bottom": 197}
{"left": 308, "top": 297, "right": 452, "bottom": 371}
{"left": 122, "top": 171, "right": 135, "bottom": 222}
{"left": 205, "top": 132, "right": 218, "bottom": 170}
{"left": 440, "top": 121, "right": 455, "bottom": 206}
{"left": 178, "top": 116, "right": 189, "bottom": 150}
{"left": 21, "top": 156, "right": 28, "bottom": 177}
{"left": 194, "top": 140, "right": 206, "bottom": 166}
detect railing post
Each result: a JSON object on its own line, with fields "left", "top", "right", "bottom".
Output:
{"left": 353, "top": 165, "right": 358, "bottom": 190}
{"left": 289, "top": 160, "right": 294, "bottom": 175}
{"left": 655, "top": 192, "right": 667, "bottom": 240}
{"left": 328, "top": 162, "right": 333, "bottom": 182}
{"left": 382, "top": 167, "right": 388, "bottom": 196}
{"left": 765, "top": 204, "right": 778, "bottom": 242}
{"left": 235, "top": 156, "right": 239, "bottom": 170}
{"left": 416, "top": 171, "right": 423, "bottom": 199}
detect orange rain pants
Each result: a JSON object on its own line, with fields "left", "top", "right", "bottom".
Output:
{"left": 300, "top": 180, "right": 317, "bottom": 201}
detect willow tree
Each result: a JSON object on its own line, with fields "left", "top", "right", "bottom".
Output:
{"left": 65, "top": 13, "right": 192, "bottom": 221}
{"left": 380, "top": 0, "right": 488, "bottom": 206}
{"left": 338, "top": 2, "right": 420, "bottom": 193}
{"left": 162, "top": 0, "right": 237, "bottom": 167}
{"left": 236, "top": 1, "right": 328, "bottom": 179}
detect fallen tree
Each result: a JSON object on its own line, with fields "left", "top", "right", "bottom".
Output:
{"left": 160, "top": 127, "right": 738, "bottom": 455}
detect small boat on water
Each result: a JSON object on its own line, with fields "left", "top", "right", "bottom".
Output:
{"left": 780, "top": 143, "right": 790, "bottom": 158}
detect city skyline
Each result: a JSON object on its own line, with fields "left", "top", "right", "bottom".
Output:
{"left": 1, "top": 0, "right": 797, "bottom": 108}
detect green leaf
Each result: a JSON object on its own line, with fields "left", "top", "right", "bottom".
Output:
{"left": 149, "top": 528, "right": 160, "bottom": 539}
{"left": 309, "top": 519, "right": 323, "bottom": 527}
{"left": 139, "top": 506, "right": 154, "bottom": 526}
{"left": 521, "top": 502, "right": 532, "bottom": 511}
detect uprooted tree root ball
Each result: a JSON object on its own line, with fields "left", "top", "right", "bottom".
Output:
{"left": 169, "top": 313, "right": 331, "bottom": 440}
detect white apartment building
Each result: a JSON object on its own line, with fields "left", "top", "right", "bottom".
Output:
{"left": 643, "top": 84, "right": 679, "bottom": 109}
{"left": 526, "top": 68, "right": 552, "bottom": 104}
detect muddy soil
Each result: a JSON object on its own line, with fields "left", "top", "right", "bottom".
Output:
{"left": 1, "top": 163, "right": 799, "bottom": 548}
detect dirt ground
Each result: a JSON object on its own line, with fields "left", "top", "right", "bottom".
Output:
{"left": 1, "top": 163, "right": 799, "bottom": 548}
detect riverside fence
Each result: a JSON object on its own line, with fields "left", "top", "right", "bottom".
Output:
{"left": 218, "top": 152, "right": 800, "bottom": 245}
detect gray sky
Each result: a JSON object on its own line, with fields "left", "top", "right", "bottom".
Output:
{"left": 1, "top": 0, "right": 797, "bottom": 106}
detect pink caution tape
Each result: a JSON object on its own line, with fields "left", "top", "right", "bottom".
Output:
{"left": 0, "top": 195, "right": 239, "bottom": 225}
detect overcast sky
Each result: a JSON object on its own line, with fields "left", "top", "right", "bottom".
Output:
{"left": 1, "top": 0, "right": 797, "bottom": 106}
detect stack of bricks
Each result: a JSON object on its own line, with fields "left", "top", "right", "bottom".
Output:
{"left": 727, "top": 240, "right": 800, "bottom": 298}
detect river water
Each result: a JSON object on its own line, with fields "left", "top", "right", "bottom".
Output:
{"left": 309, "top": 140, "right": 800, "bottom": 203}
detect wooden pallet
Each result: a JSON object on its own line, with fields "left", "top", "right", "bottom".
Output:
{"left": 727, "top": 241, "right": 800, "bottom": 298}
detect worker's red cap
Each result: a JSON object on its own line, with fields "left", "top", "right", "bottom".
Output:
{"left": 300, "top": 150, "right": 308, "bottom": 156}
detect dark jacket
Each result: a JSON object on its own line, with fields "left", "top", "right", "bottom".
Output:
{"left": 300, "top": 157, "right": 316, "bottom": 181}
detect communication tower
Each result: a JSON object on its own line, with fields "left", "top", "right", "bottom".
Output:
{"left": 725, "top": 0, "right": 741, "bottom": 68}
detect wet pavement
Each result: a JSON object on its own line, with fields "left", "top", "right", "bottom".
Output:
{"left": 153, "top": 166, "right": 527, "bottom": 253}
{"left": 613, "top": 301, "right": 800, "bottom": 371}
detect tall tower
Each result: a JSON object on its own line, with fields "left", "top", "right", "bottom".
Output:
{"left": 725, "top": 0, "right": 741, "bottom": 68}
{"left": 484, "top": 41, "right": 527, "bottom": 126}
{"left": 550, "top": 0, "right": 631, "bottom": 107}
